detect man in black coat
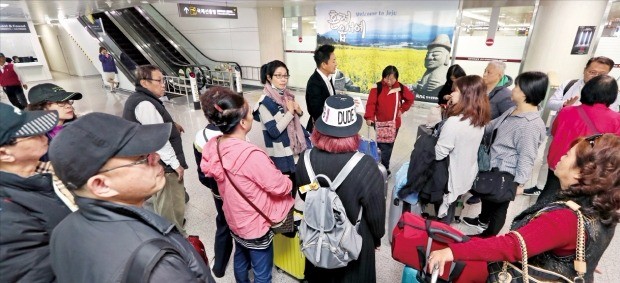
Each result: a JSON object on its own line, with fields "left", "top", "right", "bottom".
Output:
{"left": 48, "top": 113, "right": 215, "bottom": 283}
{"left": 305, "top": 44, "right": 337, "bottom": 133}
{"left": 0, "top": 103, "right": 70, "bottom": 282}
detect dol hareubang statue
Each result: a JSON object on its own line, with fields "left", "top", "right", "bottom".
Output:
{"left": 413, "top": 34, "right": 452, "bottom": 100}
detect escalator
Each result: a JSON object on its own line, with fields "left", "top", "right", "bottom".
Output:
{"left": 121, "top": 8, "right": 190, "bottom": 68}
{"left": 83, "top": 5, "right": 243, "bottom": 95}
{"left": 94, "top": 13, "right": 149, "bottom": 66}
{"left": 108, "top": 7, "right": 191, "bottom": 75}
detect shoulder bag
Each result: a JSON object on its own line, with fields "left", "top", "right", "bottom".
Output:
{"left": 487, "top": 201, "right": 586, "bottom": 283}
{"left": 575, "top": 106, "right": 600, "bottom": 135}
{"left": 375, "top": 87, "right": 400, "bottom": 143}
{"left": 216, "top": 137, "right": 294, "bottom": 234}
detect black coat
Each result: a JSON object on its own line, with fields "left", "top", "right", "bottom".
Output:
{"left": 51, "top": 197, "right": 215, "bottom": 283}
{"left": 296, "top": 149, "right": 385, "bottom": 283}
{"left": 0, "top": 171, "right": 72, "bottom": 282}
{"left": 305, "top": 70, "right": 335, "bottom": 133}
{"left": 400, "top": 125, "right": 449, "bottom": 204}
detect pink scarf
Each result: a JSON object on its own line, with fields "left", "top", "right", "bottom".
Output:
{"left": 263, "top": 84, "right": 307, "bottom": 155}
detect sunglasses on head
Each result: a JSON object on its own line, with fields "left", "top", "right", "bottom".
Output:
{"left": 585, "top": 133, "right": 603, "bottom": 148}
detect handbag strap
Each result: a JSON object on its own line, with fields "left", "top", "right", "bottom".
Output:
{"left": 389, "top": 87, "right": 400, "bottom": 122}
{"left": 484, "top": 110, "right": 511, "bottom": 154}
{"left": 563, "top": 201, "right": 587, "bottom": 279}
{"left": 506, "top": 231, "right": 530, "bottom": 283}
{"left": 503, "top": 201, "right": 587, "bottom": 283}
{"left": 576, "top": 106, "right": 600, "bottom": 134}
{"left": 216, "top": 137, "right": 275, "bottom": 226}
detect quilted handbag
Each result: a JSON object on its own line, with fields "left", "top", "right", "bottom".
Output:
{"left": 487, "top": 201, "right": 586, "bottom": 283}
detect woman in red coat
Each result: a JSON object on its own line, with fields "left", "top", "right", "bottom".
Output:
{"left": 427, "top": 134, "right": 620, "bottom": 283}
{"left": 364, "top": 65, "right": 414, "bottom": 175}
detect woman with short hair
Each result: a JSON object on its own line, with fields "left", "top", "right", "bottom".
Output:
{"left": 428, "top": 133, "right": 620, "bottom": 283}
{"left": 200, "top": 87, "right": 294, "bottom": 283}
{"left": 536, "top": 75, "right": 620, "bottom": 204}
{"left": 463, "top": 72, "right": 548, "bottom": 236}
{"left": 364, "top": 65, "right": 415, "bottom": 174}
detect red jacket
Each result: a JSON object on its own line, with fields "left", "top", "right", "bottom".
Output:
{"left": 0, "top": 63, "right": 21, "bottom": 87}
{"left": 364, "top": 81, "right": 415, "bottom": 128}
{"left": 548, "top": 104, "right": 620, "bottom": 170}
{"left": 450, "top": 208, "right": 577, "bottom": 262}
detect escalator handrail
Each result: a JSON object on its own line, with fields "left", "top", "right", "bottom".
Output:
{"left": 106, "top": 10, "right": 177, "bottom": 76}
{"left": 118, "top": 8, "right": 191, "bottom": 68}
{"left": 118, "top": 9, "right": 235, "bottom": 74}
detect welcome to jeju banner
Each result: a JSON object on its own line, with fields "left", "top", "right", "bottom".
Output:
{"left": 316, "top": 1, "right": 459, "bottom": 102}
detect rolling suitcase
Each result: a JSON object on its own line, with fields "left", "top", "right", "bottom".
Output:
{"left": 388, "top": 162, "right": 422, "bottom": 242}
{"left": 402, "top": 265, "right": 421, "bottom": 283}
{"left": 391, "top": 212, "right": 488, "bottom": 282}
{"left": 273, "top": 233, "right": 305, "bottom": 281}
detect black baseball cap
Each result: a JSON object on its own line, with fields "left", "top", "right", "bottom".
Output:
{"left": 0, "top": 102, "right": 59, "bottom": 145}
{"left": 49, "top": 112, "right": 172, "bottom": 190}
{"left": 28, "top": 83, "right": 83, "bottom": 105}
{"left": 314, "top": 95, "right": 363, "bottom": 138}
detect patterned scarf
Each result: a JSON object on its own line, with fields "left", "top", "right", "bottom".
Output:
{"left": 263, "top": 84, "right": 307, "bottom": 155}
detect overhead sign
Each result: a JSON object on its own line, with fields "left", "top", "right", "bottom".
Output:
{"left": 0, "top": 21, "right": 30, "bottom": 33}
{"left": 88, "top": 18, "right": 104, "bottom": 34}
{"left": 178, "top": 4, "right": 238, "bottom": 19}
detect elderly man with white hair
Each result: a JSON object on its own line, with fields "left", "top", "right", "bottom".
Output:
{"left": 483, "top": 60, "right": 515, "bottom": 119}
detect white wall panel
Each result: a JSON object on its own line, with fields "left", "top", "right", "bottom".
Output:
{"left": 153, "top": 3, "right": 261, "bottom": 68}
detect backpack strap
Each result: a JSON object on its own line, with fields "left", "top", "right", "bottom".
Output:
{"left": 121, "top": 238, "right": 181, "bottom": 283}
{"left": 303, "top": 149, "right": 365, "bottom": 222}
{"left": 563, "top": 79, "right": 578, "bottom": 96}
{"left": 331, "top": 152, "right": 364, "bottom": 189}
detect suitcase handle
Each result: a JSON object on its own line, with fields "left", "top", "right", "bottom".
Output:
{"left": 425, "top": 220, "right": 469, "bottom": 243}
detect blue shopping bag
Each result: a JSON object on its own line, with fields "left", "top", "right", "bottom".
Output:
{"left": 358, "top": 126, "right": 380, "bottom": 163}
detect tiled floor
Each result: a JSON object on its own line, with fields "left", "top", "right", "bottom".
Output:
{"left": 4, "top": 72, "right": 617, "bottom": 282}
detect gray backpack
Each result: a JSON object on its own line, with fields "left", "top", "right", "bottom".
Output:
{"left": 299, "top": 149, "right": 364, "bottom": 269}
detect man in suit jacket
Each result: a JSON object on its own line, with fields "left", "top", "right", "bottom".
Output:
{"left": 305, "top": 44, "right": 337, "bottom": 132}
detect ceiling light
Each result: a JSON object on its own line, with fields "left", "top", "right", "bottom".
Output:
{"left": 141, "top": 0, "right": 149, "bottom": 3}
{"left": 0, "top": 3, "right": 9, "bottom": 8}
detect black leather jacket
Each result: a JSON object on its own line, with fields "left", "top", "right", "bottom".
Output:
{"left": 51, "top": 197, "right": 215, "bottom": 283}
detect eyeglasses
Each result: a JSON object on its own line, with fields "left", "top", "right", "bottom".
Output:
{"left": 98, "top": 154, "right": 156, "bottom": 173}
{"left": 144, "top": 78, "right": 165, "bottom": 84}
{"left": 51, "top": 100, "right": 74, "bottom": 107}
{"left": 272, "top": 74, "right": 290, "bottom": 79}
{"left": 585, "top": 133, "right": 603, "bottom": 148}
{"left": 585, "top": 70, "right": 607, "bottom": 77}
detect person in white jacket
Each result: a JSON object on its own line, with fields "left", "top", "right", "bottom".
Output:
{"left": 434, "top": 75, "right": 491, "bottom": 221}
